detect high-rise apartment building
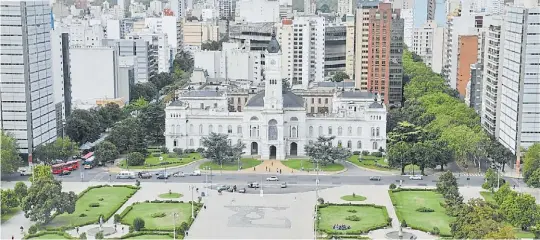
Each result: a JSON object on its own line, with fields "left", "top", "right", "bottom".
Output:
{"left": 218, "top": 0, "right": 233, "bottom": 19}
{"left": 0, "top": 0, "right": 57, "bottom": 158}
{"left": 304, "top": 0, "right": 316, "bottom": 15}
{"left": 235, "top": 0, "right": 280, "bottom": 23}
{"left": 354, "top": 2, "right": 404, "bottom": 106}
{"left": 103, "top": 39, "right": 158, "bottom": 83}
{"left": 456, "top": 35, "right": 479, "bottom": 96}
{"left": 480, "top": 16, "right": 502, "bottom": 136}
{"left": 496, "top": 6, "right": 540, "bottom": 158}
{"left": 338, "top": 0, "right": 354, "bottom": 16}
{"left": 278, "top": 17, "right": 325, "bottom": 89}
{"left": 51, "top": 28, "right": 72, "bottom": 138}
{"left": 324, "top": 23, "right": 347, "bottom": 76}
{"left": 411, "top": 20, "right": 445, "bottom": 74}
{"left": 170, "top": 0, "right": 186, "bottom": 19}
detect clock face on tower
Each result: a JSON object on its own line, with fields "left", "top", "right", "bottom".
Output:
{"left": 270, "top": 59, "right": 276, "bottom": 66}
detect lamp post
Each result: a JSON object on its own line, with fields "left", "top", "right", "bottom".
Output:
{"left": 190, "top": 185, "right": 195, "bottom": 219}
{"left": 173, "top": 212, "right": 178, "bottom": 240}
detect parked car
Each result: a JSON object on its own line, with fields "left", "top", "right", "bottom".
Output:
{"left": 247, "top": 182, "right": 260, "bottom": 188}
{"left": 280, "top": 182, "right": 287, "bottom": 188}
{"left": 155, "top": 171, "right": 165, "bottom": 176}
{"left": 238, "top": 188, "right": 246, "bottom": 193}
{"left": 217, "top": 185, "right": 229, "bottom": 191}
{"left": 190, "top": 170, "right": 201, "bottom": 176}
{"left": 17, "top": 167, "right": 32, "bottom": 176}
{"left": 157, "top": 173, "right": 170, "bottom": 179}
{"left": 138, "top": 171, "right": 152, "bottom": 179}
{"left": 116, "top": 171, "right": 136, "bottom": 179}
{"left": 59, "top": 170, "right": 71, "bottom": 176}
{"left": 266, "top": 176, "right": 279, "bottom": 181}
{"left": 369, "top": 176, "right": 382, "bottom": 181}
{"left": 173, "top": 171, "right": 185, "bottom": 177}
{"left": 409, "top": 175, "right": 423, "bottom": 180}
{"left": 227, "top": 187, "right": 234, "bottom": 192}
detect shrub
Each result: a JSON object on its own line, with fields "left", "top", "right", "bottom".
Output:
{"left": 389, "top": 183, "right": 397, "bottom": 190}
{"left": 347, "top": 209, "right": 357, "bottom": 213}
{"left": 416, "top": 207, "right": 435, "bottom": 212}
{"left": 184, "top": 148, "right": 195, "bottom": 154}
{"left": 196, "top": 147, "right": 205, "bottom": 153}
{"left": 28, "top": 225, "right": 38, "bottom": 234}
{"left": 160, "top": 146, "right": 169, "bottom": 153}
{"left": 79, "top": 232, "right": 87, "bottom": 239}
{"left": 352, "top": 151, "right": 361, "bottom": 155}
{"left": 370, "top": 152, "right": 383, "bottom": 157}
{"left": 133, "top": 217, "right": 145, "bottom": 231}
{"left": 168, "top": 153, "right": 179, "bottom": 158}
{"left": 152, "top": 152, "right": 161, "bottom": 157}
{"left": 127, "top": 152, "right": 145, "bottom": 166}
{"left": 89, "top": 203, "right": 100, "bottom": 207}
{"left": 98, "top": 197, "right": 104, "bottom": 201}
{"left": 345, "top": 215, "right": 361, "bottom": 221}
{"left": 361, "top": 151, "right": 370, "bottom": 156}
{"left": 151, "top": 212, "right": 166, "bottom": 218}
{"left": 173, "top": 148, "right": 183, "bottom": 155}
{"left": 401, "top": 220, "right": 407, "bottom": 227}
{"left": 95, "top": 231, "right": 104, "bottom": 239}
{"left": 79, "top": 213, "right": 87, "bottom": 217}
{"left": 114, "top": 214, "right": 121, "bottom": 223}
{"left": 317, "top": 198, "right": 325, "bottom": 204}
{"left": 431, "top": 227, "right": 440, "bottom": 235}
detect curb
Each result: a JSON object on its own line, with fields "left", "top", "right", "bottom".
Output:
{"left": 111, "top": 159, "right": 203, "bottom": 173}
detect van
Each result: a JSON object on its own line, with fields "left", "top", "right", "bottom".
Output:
{"left": 190, "top": 170, "right": 201, "bottom": 176}
{"left": 116, "top": 171, "right": 135, "bottom": 179}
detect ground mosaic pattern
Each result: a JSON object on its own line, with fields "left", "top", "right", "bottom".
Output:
{"left": 226, "top": 205, "right": 292, "bottom": 229}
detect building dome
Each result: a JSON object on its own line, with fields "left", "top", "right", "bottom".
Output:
{"left": 267, "top": 32, "right": 280, "bottom": 53}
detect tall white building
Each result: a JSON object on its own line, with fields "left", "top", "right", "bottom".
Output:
{"left": 235, "top": 0, "right": 280, "bottom": 23}
{"left": 171, "top": 0, "right": 186, "bottom": 19}
{"left": 218, "top": 0, "right": 233, "bottom": 19}
{"left": 401, "top": 8, "right": 414, "bottom": 47}
{"left": 411, "top": 20, "right": 445, "bottom": 74}
{"left": 338, "top": 0, "right": 354, "bottom": 16}
{"left": 103, "top": 39, "right": 158, "bottom": 83}
{"left": 66, "top": 20, "right": 105, "bottom": 47}
{"left": 480, "top": 15, "right": 502, "bottom": 136}
{"left": 0, "top": 0, "right": 57, "bottom": 157}
{"left": 149, "top": 0, "right": 163, "bottom": 15}
{"left": 51, "top": 28, "right": 72, "bottom": 137}
{"left": 278, "top": 17, "right": 325, "bottom": 89}
{"left": 496, "top": 5, "right": 540, "bottom": 156}
{"left": 127, "top": 32, "right": 172, "bottom": 73}
{"left": 304, "top": 0, "right": 316, "bottom": 15}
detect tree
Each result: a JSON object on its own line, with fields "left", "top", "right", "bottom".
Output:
{"left": 450, "top": 198, "right": 505, "bottom": 239}
{"left": 387, "top": 141, "right": 412, "bottom": 174}
{"left": 486, "top": 137, "right": 514, "bottom": 172}
{"left": 318, "top": 3, "right": 330, "bottom": 13}
{"left": 133, "top": 217, "right": 145, "bottom": 231}
{"left": 201, "top": 133, "right": 245, "bottom": 165}
{"left": 436, "top": 171, "right": 458, "bottom": 196}
{"left": 14, "top": 182, "right": 28, "bottom": 202}
{"left": 201, "top": 40, "right": 221, "bottom": 51}
{"left": 527, "top": 169, "right": 540, "bottom": 188}
{"left": 1, "top": 131, "right": 22, "bottom": 174}
{"left": 149, "top": 72, "right": 175, "bottom": 91}
{"left": 95, "top": 141, "right": 119, "bottom": 164}
{"left": 138, "top": 102, "right": 166, "bottom": 144}
{"left": 482, "top": 168, "right": 504, "bottom": 191}
{"left": 304, "top": 136, "right": 352, "bottom": 166}
{"left": 95, "top": 103, "right": 125, "bottom": 130}
{"left": 500, "top": 192, "right": 539, "bottom": 230}
{"left": 1, "top": 189, "right": 19, "bottom": 213}
{"left": 21, "top": 178, "right": 77, "bottom": 224}
{"left": 65, "top": 109, "right": 101, "bottom": 144}
{"left": 32, "top": 165, "right": 53, "bottom": 183}
{"left": 282, "top": 78, "right": 291, "bottom": 92}
{"left": 127, "top": 152, "right": 145, "bottom": 166}
{"left": 174, "top": 50, "right": 194, "bottom": 73}
{"left": 523, "top": 143, "right": 540, "bottom": 186}
{"left": 130, "top": 82, "right": 158, "bottom": 102}
{"left": 494, "top": 183, "right": 517, "bottom": 205}
{"left": 107, "top": 117, "right": 147, "bottom": 154}
{"left": 331, "top": 72, "right": 349, "bottom": 82}
{"left": 387, "top": 121, "right": 425, "bottom": 145}
{"left": 33, "top": 137, "right": 78, "bottom": 164}
{"left": 95, "top": 231, "right": 104, "bottom": 239}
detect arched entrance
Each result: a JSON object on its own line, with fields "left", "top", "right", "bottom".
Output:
{"left": 290, "top": 142, "right": 298, "bottom": 156}
{"left": 251, "top": 142, "right": 258, "bottom": 155}
{"left": 269, "top": 145, "right": 277, "bottom": 159}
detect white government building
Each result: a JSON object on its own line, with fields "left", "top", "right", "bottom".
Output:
{"left": 164, "top": 35, "right": 387, "bottom": 160}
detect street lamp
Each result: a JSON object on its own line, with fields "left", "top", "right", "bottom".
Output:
{"left": 190, "top": 185, "right": 195, "bottom": 219}
{"left": 173, "top": 212, "right": 178, "bottom": 240}
{"left": 203, "top": 166, "right": 211, "bottom": 196}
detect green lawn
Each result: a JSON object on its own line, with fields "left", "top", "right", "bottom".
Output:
{"left": 127, "top": 234, "right": 173, "bottom": 239}
{"left": 282, "top": 159, "right": 345, "bottom": 172}
{"left": 515, "top": 229, "right": 535, "bottom": 239}
{"left": 341, "top": 195, "right": 367, "bottom": 201}
{"left": 121, "top": 203, "right": 191, "bottom": 230}
{"left": 318, "top": 205, "right": 389, "bottom": 234}
{"left": 348, "top": 155, "right": 390, "bottom": 171}
{"left": 28, "top": 234, "right": 69, "bottom": 239}
{"left": 158, "top": 192, "right": 183, "bottom": 198}
{"left": 199, "top": 158, "right": 261, "bottom": 170}
{"left": 480, "top": 191, "right": 495, "bottom": 203}
{"left": 47, "top": 186, "right": 137, "bottom": 227}
{"left": 121, "top": 153, "right": 201, "bottom": 170}
{"left": 1, "top": 207, "right": 20, "bottom": 223}
{"left": 390, "top": 190, "right": 454, "bottom": 236}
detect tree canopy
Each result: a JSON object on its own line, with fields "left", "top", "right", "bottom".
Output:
{"left": 65, "top": 109, "right": 101, "bottom": 144}
{"left": 304, "top": 136, "right": 352, "bottom": 166}
{"left": 95, "top": 140, "right": 119, "bottom": 164}
{"left": 130, "top": 82, "right": 158, "bottom": 102}
{"left": 21, "top": 178, "right": 77, "bottom": 224}
{"left": 523, "top": 143, "right": 540, "bottom": 187}
{"left": 331, "top": 72, "right": 349, "bottom": 82}
{"left": 1, "top": 131, "right": 22, "bottom": 174}
{"left": 201, "top": 133, "right": 245, "bottom": 165}
{"left": 33, "top": 137, "right": 78, "bottom": 164}
{"left": 106, "top": 117, "right": 147, "bottom": 154}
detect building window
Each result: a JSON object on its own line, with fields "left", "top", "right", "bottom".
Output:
{"left": 371, "top": 128, "right": 375, "bottom": 137}
{"left": 338, "top": 140, "right": 342, "bottom": 147}
{"left": 338, "top": 127, "right": 343, "bottom": 136}
{"left": 319, "top": 126, "right": 323, "bottom": 136}
{"left": 199, "top": 124, "right": 203, "bottom": 134}
{"left": 325, "top": 98, "right": 329, "bottom": 104}
{"left": 209, "top": 125, "right": 213, "bottom": 133}
{"left": 218, "top": 125, "right": 223, "bottom": 133}
{"left": 190, "top": 124, "right": 194, "bottom": 134}
{"left": 318, "top": 98, "right": 321, "bottom": 104}
{"left": 376, "top": 127, "right": 380, "bottom": 137}
{"left": 347, "top": 140, "right": 352, "bottom": 148}
{"left": 200, "top": 103, "right": 204, "bottom": 109}
{"left": 190, "top": 139, "right": 194, "bottom": 146}
{"left": 328, "top": 126, "right": 333, "bottom": 135}
{"left": 171, "top": 124, "right": 175, "bottom": 134}
{"left": 357, "top": 141, "right": 362, "bottom": 149}
{"left": 357, "top": 127, "right": 362, "bottom": 136}
{"left": 174, "top": 139, "right": 178, "bottom": 147}
{"left": 228, "top": 125, "right": 233, "bottom": 134}
{"left": 309, "top": 126, "right": 314, "bottom": 137}
{"left": 237, "top": 125, "right": 242, "bottom": 135}
{"left": 228, "top": 139, "right": 232, "bottom": 145}
{"left": 292, "top": 127, "right": 297, "bottom": 138}
{"left": 268, "top": 119, "right": 278, "bottom": 140}
{"left": 373, "top": 141, "right": 378, "bottom": 150}
{"left": 237, "top": 139, "right": 242, "bottom": 145}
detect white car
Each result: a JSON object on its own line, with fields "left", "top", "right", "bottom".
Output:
{"left": 266, "top": 176, "right": 279, "bottom": 181}
{"left": 409, "top": 175, "right": 423, "bottom": 180}
{"left": 190, "top": 170, "right": 201, "bottom": 176}
{"left": 173, "top": 172, "right": 185, "bottom": 177}
{"left": 17, "top": 167, "right": 32, "bottom": 176}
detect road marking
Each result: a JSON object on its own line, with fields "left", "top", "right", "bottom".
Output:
{"left": 90, "top": 172, "right": 108, "bottom": 182}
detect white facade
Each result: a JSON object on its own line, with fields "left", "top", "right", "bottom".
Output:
{"left": 496, "top": 6, "right": 540, "bottom": 154}
{"left": 106, "top": 19, "right": 121, "bottom": 39}
{"left": 127, "top": 32, "right": 171, "bottom": 73}
{"left": 149, "top": 0, "right": 163, "bottom": 15}
{"left": 165, "top": 37, "right": 387, "bottom": 159}
{"left": 194, "top": 42, "right": 263, "bottom": 84}
{"left": 171, "top": 0, "right": 186, "bottom": 19}
{"left": 401, "top": 8, "right": 414, "bottom": 47}
{"left": 278, "top": 16, "right": 325, "bottom": 89}
{"left": 67, "top": 20, "right": 104, "bottom": 47}
{"left": 412, "top": 20, "right": 445, "bottom": 74}
{"left": 481, "top": 15, "right": 502, "bottom": 136}
{"left": 218, "top": 0, "right": 233, "bottom": 19}
{"left": 1, "top": 0, "right": 57, "bottom": 155}
{"left": 103, "top": 39, "right": 158, "bottom": 83}
{"left": 70, "top": 47, "right": 129, "bottom": 108}
{"left": 235, "top": 0, "right": 280, "bottom": 23}
{"left": 338, "top": 0, "right": 354, "bottom": 16}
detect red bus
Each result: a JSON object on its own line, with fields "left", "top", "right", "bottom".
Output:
{"left": 65, "top": 160, "right": 80, "bottom": 171}
{"left": 52, "top": 163, "right": 65, "bottom": 174}
{"left": 82, "top": 152, "right": 94, "bottom": 160}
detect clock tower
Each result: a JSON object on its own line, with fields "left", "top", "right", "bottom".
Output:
{"left": 263, "top": 32, "right": 283, "bottom": 110}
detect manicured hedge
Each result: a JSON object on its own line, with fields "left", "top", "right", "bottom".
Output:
{"left": 120, "top": 231, "right": 175, "bottom": 239}
{"left": 316, "top": 203, "right": 391, "bottom": 236}
{"left": 24, "top": 231, "right": 74, "bottom": 239}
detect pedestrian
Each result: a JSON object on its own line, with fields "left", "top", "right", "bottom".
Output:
{"left": 253, "top": 167, "right": 256, "bottom": 171}
{"left": 20, "top": 226, "right": 24, "bottom": 234}
{"left": 122, "top": 226, "right": 124, "bottom": 233}
{"left": 280, "top": 169, "right": 282, "bottom": 174}
{"left": 271, "top": 162, "right": 274, "bottom": 166}
{"left": 513, "top": 185, "right": 516, "bottom": 189}
{"left": 12, "top": 236, "right": 14, "bottom": 240}
{"left": 204, "top": 205, "right": 207, "bottom": 209}
{"left": 76, "top": 227, "right": 79, "bottom": 234}
{"left": 114, "top": 224, "right": 117, "bottom": 230}
{"left": 185, "top": 231, "right": 189, "bottom": 236}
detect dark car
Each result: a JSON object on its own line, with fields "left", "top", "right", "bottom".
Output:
{"left": 157, "top": 173, "right": 169, "bottom": 179}
{"left": 369, "top": 176, "right": 381, "bottom": 181}
{"left": 138, "top": 171, "right": 152, "bottom": 179}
